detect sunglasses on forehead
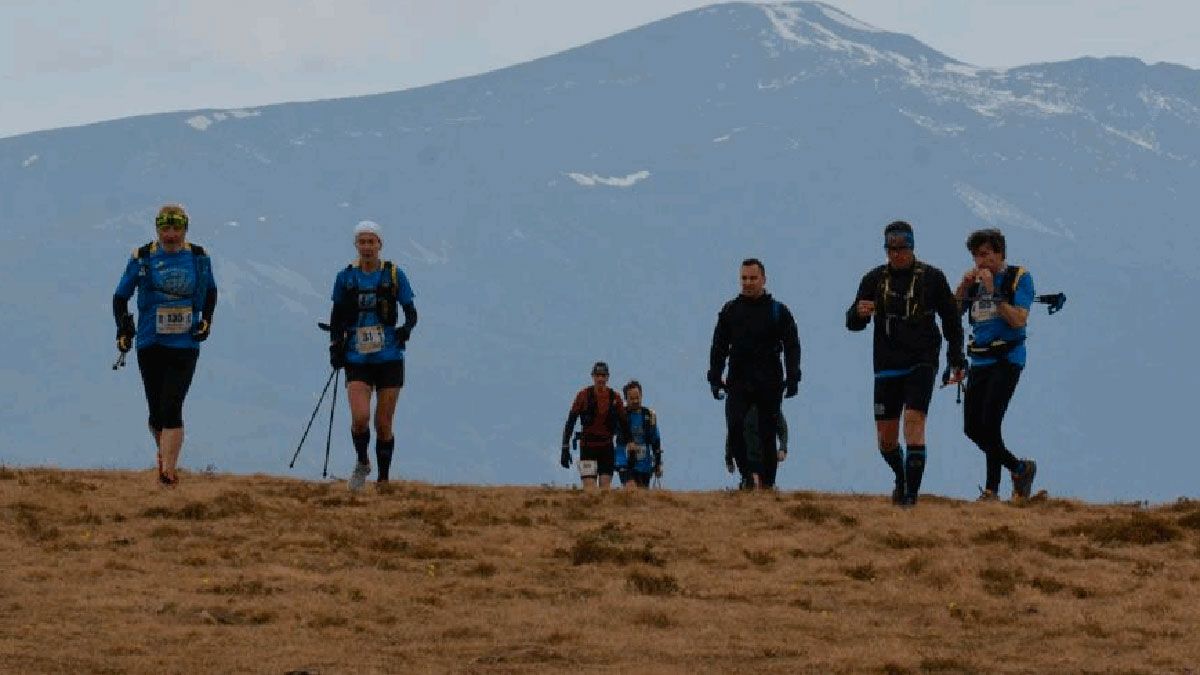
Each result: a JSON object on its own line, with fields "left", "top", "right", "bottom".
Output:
{"left": 155, "top": 213, "right": 189, "bottom": 230}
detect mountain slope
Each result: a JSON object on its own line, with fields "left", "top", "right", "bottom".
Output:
{"left": 1, "top": 1, "right": 1197, "bottom": 501}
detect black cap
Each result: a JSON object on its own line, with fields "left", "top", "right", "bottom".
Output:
{"left": 591, "top": 361, "right": 610, "bottom": 376}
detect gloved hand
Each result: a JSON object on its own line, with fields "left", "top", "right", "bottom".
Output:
{"left": 777, "top": 447, "right": 788, "bottom": 462}
{"left": 192, "top": 319, "right": 211, "bottom": 342}
{"left": 329, "top": 342, "right": 346, "bottom": 370}
{"left": 395, "top": 325, "right": 412, "bottom": 345}
{"left": 560, "top": 445, "right": 572, "bottom": 469}
{"left": 724, "top": 453, "right": 736, "bottom": 474}
{"left": 784, "top": 379, "right": 799, "bottom": 399}
{"left": 948, "top": 351, "right": 967, "bottom": 371}
{"left": 116, "top": 313, "right": 135, "bottom": 353}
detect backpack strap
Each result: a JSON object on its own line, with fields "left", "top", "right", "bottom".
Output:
{"left": 1004, "top": 265, "right": 1026, "bottom": 304}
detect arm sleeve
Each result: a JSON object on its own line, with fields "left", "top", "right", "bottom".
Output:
{"left": 328, "top": 273, "right": 353, "bottom": 341}
{"left": 708, "top": 307, "right": 730, "bottom": 384}
{"left": 113, "top": 256, "right": 139, "bottom": 326}
{"left": 561, "top": 391, "right": 583, "bottom": 448}
{"left": 781, "top": 304, "right": 801, "bottom": 384}
{"left": 400, "top": 302, "right": 418, "bottom": 331}
{"left": 112, "top": 296, "right": 129, "bottom": 326}
{"left": 202, "top": 287, "right": 218, "bottom": 323}
{"left": 933, "top": 269, "right": 965, "bottom": 366}
{"left": 846, "top": 272, "right": 874, "bottom": 331}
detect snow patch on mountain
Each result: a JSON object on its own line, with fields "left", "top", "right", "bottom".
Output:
{"left": 954, "top": 182, "right": 1069, "bottom": 237}
{"left": 186, "top": 115, "right": 212, "bottom": 131}
{"left": 186, "top": 109, "right": 262, "bottom": 131}
{"left": 245, "top": 260, "right": 322, "bottom": 298}
{"left": 816, "top": 3, "right": 879, "bottom": 33}
{"left": 567, "top": 170, "right": 650, "bottom": 187}
{"left": 898, "top": 108, "right": 964, "bottom": 136}
{"left": 1101, "top": 125, "right": 1160, "bottom": 153}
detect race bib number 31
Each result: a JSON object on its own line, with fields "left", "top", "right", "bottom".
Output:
{"left": 356, "top": 325, "right": 385, "bottom": 354}
{"left": 156, "top": 306, "right": 192, "bottom": 335}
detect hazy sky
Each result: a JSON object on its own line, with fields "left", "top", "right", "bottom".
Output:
{"left": 1, "top": 1, "right": 1194, "bottom": 139}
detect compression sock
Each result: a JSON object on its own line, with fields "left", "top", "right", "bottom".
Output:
{"left": 904, "top": 445, "right": 927, "bottom": 497}
{"left": 352, "top": 430, "right": 371, "bottom": 465}
{"left": 880, "top": 447, "right": 905, "bottom": 489}
{"left": 376, "top": 437, "right": 395, "bottom": 482}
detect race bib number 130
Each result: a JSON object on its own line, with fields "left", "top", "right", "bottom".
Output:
{"left": 156, "top": 306, "right": 193, "bottom": 335}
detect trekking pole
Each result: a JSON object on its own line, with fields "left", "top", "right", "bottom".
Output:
{"left": 289, "top": 368, "right": 337, "bottom": 469}
{"left": 111, "top": 351, "right": 127, "bottom": 370}
{"left": 322, "top": 368, "right": 339, "bottom": 478}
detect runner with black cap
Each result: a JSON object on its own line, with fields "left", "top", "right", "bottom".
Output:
{"left": 846, "top": 220, "right": 965, "bottom": 506}
{"left": 561, "top": 361, "right": 629, "bottom": 490}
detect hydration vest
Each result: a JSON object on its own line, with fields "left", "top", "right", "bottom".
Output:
{"left": 966, "top": 264, "right": 1028, "bottom": 358}
{"left": 342, "top": 260, "right": 400, "bottom": 326}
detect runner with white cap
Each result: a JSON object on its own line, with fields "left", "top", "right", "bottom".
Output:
{"left": 327, "top": 220, "right": 418, "bottom": 491}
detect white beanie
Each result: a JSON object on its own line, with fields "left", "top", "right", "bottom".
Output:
{"left": 354, "top": 220, "right": 382, "bottom": 240}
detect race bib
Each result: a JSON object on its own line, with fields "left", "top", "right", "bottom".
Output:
{"left": 155, "top": 306, "right": 192, "bottom": 335}
{"left": 630, "top": 444, "right": 647, "bottom": 461}
{"left": 356, "top": 325, "right": 385, "bottom": 354}
{"left": 971, "top": 298, "right": 998, "bottom": 323}
{"left": 578, "top": 460, "right": 598, "bottom": 479}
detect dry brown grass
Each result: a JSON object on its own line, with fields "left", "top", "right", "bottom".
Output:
{"left": 1, "top": 468, "right": 1200, "bottom": 673}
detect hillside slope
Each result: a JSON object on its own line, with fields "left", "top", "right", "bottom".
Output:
{"left": 2, "top": 468, "right": 1198, "bottom": 673}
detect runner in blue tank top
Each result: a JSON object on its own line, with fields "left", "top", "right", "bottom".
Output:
{"left": 328, "top": 220, "right": 417, "bottom": 492}
{"left": 112, "top": 204, "right": 218, "bottom": 486}
{"left": 954, "top": 228, "right": 1037, "bottom": 502}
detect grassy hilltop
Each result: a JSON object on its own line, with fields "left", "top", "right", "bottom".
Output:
{"left": 2, "top": 467, "right": 1199, "bottom": 674}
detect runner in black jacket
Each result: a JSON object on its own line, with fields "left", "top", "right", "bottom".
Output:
{"left": 709, "top": 258, "right": 801, "bottom": 489}
{"left": 846, "top": 221, "right": 965, "bottom": 506}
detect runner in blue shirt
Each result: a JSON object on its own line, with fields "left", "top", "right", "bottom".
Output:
{"left": 954, "top": 228, "right": 1038, "bottom": 502}
{"left": 328, "top": 220, "right": 417, "bottom": 492}
{"left": 616, "top": 381, "right": 662, "bottom": 488}
{"left": 112, "top": 204, "right": 217, "bottom": 486}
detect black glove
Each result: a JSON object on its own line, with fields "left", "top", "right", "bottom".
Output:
{"left": 711, "top": 383, "right": 725, "bottom": 401}
{"left": 395, "top": 325, "right": 412, "bottom": 345}
{"left": 192, "top": 319, "right": 211, "bottom": 342}
{"left": 329, "top": 342, "right": 347, "bottom": 370}
{"left": 116, "top": 313, "right": 135, "bottom": 353}
{"left": 560, "top": 445, "right": 572, "bottom": 469}
{"left": 948, "top": 352, "right": 967, "bottom": 371}
{"left": 784, "top": 379, "right": 799, "bottom": 399}
{"left": 724, "top": 453, "right": 736, "bottom": 474}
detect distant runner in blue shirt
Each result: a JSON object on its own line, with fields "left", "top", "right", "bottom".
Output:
{"left": 112, "top": 204, "right": 217, "bottom": 487}
{"left": 616, "top": 380, "right": 662, "bottom": 488}
{"left": 328, "top": 220, "right": 417, "bottom": 492}
{"left": 954, "top": 228, "right": 1038, "bottom": 502}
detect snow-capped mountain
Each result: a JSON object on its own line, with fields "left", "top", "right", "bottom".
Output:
{"left": 2, "top": 2, "right": 1197, "bottom": 501}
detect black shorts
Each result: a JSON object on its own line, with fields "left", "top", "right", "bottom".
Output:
{"left": 618, "top": 469, "right": 652, "bottom": 487}
{"left": 137, "top": 345, "right": 200, "bottom": 430}
{"left": 579, "top": 444, "right": 615, "bottom": 477}
{"left": 344, "top": 360, "right": 404, "bottom": 389}
{"left": 873, "top": 364, "right": 936, "bottom": 420}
